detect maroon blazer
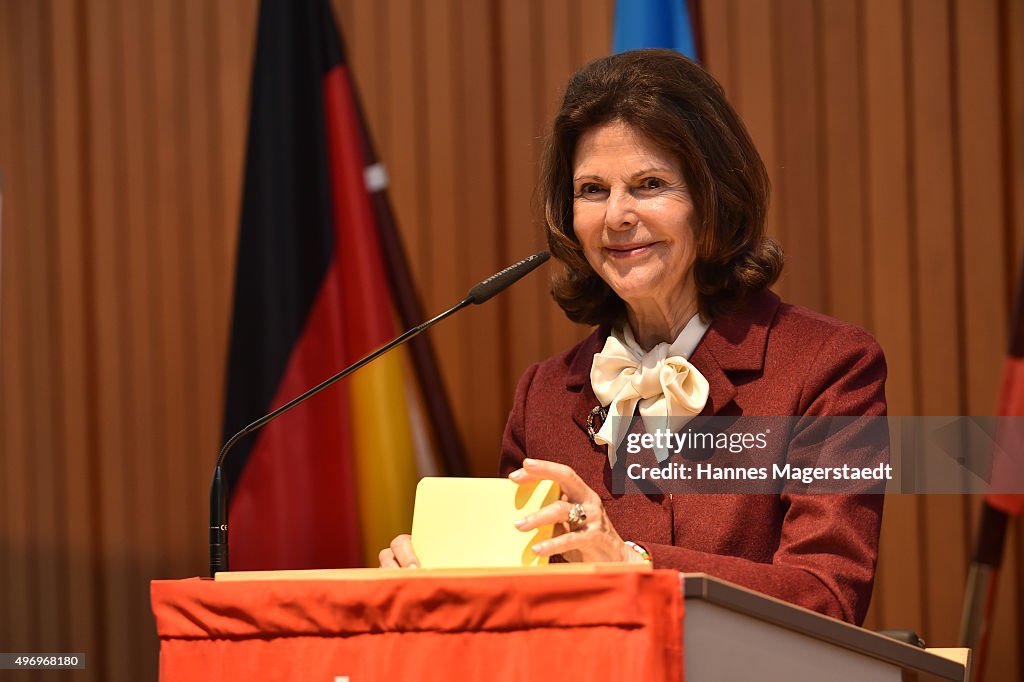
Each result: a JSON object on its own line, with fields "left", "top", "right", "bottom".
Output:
{"left": 499, "top": 290, "right": 886, "bottom": 625}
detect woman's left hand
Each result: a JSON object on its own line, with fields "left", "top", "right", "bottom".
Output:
{"left": 510, "top": 458, "right": 642, "bottom": 564}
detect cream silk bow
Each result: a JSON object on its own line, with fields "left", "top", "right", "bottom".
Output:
{"left": 590, "top": 316, "right": 710, "bottom": 466}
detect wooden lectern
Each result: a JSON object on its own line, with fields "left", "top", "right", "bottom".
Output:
{"left": 150, "top": 567, "right": 968, "bottom": 681}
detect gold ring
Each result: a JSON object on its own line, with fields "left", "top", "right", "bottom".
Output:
{"left": 567, "top": 503, "right": 587, "bottom": 530}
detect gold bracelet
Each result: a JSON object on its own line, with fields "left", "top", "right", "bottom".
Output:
{"left": 624, "top": 540, "right": 652, "bottom": 564}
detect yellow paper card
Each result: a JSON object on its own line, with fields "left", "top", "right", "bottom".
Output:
{"left": 410, "top": 477, "right": 561, "bottom": 569}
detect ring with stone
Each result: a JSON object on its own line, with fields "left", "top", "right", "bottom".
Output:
{"left": 567, "top": 503, "right": 587, "bottom": 531}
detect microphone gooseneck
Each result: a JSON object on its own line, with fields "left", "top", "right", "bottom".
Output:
{"left": 209, "top": 251, "right": 550, "bottom": 576}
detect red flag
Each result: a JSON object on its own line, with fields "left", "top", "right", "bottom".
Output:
{"left": 986, "top": 258, "right": 1024, "bottom": 515}
{"left": 988, "top": 357, "right": 1024, "bottom": 515}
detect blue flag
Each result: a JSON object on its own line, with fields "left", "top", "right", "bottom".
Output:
{"left": 612, "top": 0, "right": 697, "bottom": 60}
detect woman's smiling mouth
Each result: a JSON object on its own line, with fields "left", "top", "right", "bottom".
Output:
{"left": 605, "top": 243, "right": 656, "bottom": 258}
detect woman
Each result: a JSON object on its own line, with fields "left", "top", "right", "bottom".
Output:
{"left": 381, "top": 49, "right": 885, "bottom": 626}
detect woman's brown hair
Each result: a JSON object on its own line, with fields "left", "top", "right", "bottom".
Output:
{"left": 542, "top": 48, "right": 783, "bottom": 324}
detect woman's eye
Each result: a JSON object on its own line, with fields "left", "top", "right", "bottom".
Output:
{"left": 578, "top": 183, "right": 604, "bottom": 196}
{"left": 641, "top": 177, "right": 664, "bottom": 190}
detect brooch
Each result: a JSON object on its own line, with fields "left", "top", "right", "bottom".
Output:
{"left": 586, "top": 405, "right": 608, "bottom": 444}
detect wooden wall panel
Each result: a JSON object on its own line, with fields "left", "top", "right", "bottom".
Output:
{"left": 821, "top": 0, "right": 868, "bottom": 329}
{"left": 575, "top": 0, "right": 615, "bottom": 64}
{"left": 182, "top": 0, "right": 223, "bottom": 546}
{"left": 215, "top": 0, "right": 258, "bottom": 276}
{"left": 699, "top": 1, "right": 734, "bottom": 95}
{"left": 378, "top": 0, "right": 427, "bottom": 309}
{"left": 864, "top": 0, "right": 916, "bottom": 416}
{"left": 732, "top": 0, "right": 781, "bottom": 264}
{"left": 420, "top": 0, "right": 473, "bottom": 468}
{"left": 0, "top": 5, "right": 13, "bottom": 649}
{"left": 776, "top": 0, "right": 824, "bottom": 313}
{"left": 18, "top": 0, "right": 59, "bottom": 654}
{"left": 956, "top": 0, "right": 1006, "bottom": 416}
{"left": 1012, "top": 0, "right": 1024, "bottom": 275}
{"left": 150, "top": 0, "right": 198, "bottom": 585}
{"left": 907, "top": 0, "right": 969, "bottom": 649}
{"left": 1, "top": 0, "right": 36, "bottom": 656}
{"left": 863, "top": 0, "right": 924, "bottom": 638}
{"left": 84, "top": 0, "right": 140, "bottom": 676}
{"left": 118, "top": 7, "right": 161, "bottom": 671}
{"left": 1, "top": 0, "right": 1023, "bottom": 679}
{"left": 346, "top": 0, "right": 384, "bottom": 147}
{"left": 48, "top": 0, "right": 100, "bottom": 673}
{"left": 499, "top": 0, "right": 547, "bottom": 397}
{"left": 457, "top": 0, "right": 507, "bottom": 467}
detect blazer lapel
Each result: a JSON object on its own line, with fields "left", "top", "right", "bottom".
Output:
{"left": 568, "top": 329, "right": 605, "bottom": 435}
{"left": 690, "top": 343, "right": 737, "bottom": 416}
{"left": 690, "top": 290, "right": 781, "bottom": 416}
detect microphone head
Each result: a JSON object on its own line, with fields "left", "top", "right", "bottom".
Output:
{"left": 465, "top": 251, "right": 551, "bottom": 305}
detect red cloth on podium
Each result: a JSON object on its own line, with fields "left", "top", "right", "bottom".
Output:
{"left": 151, "top": 570, "right": 683, "bottom": 681}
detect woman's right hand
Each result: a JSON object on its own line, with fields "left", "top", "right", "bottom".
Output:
{"left": 378, "top": 534, "right": 420, "bottom": 568}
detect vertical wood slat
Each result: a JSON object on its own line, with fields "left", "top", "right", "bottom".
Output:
{"left": 863, "top": 0, "right": 917, "bottom": 416}
{"left": 202, "top": 0, "right": 227, "bottom": 340}
{"left": 116, "top": 1, "right": 163, "bottom": 678}
{"left": 954, "top": 0, "right": 1007, "bottom": 417}
{"left": 421, "top": 0, "right": 473, "bottom": 464}
{"left": 0, "top": 0, "right": 36, "bottom": 656}
{"left": 151, "top": 0, "right": 197, "bottom": 581}
{"left": 82, "top": 0, "right": 135, "bottom": 678}
{"left": 118, "top": 0, "right": 160, "bottom": 604}
{"left": 1011, "top": 0, "right": 1024, "bottom": 276}
{"left": 699, "top": 0, "right": 734, "bottom": 95}
{"left": 380, "top": 0, "right": 427, "bottom": 301}
{"left": 347, "top": 0, "right": 382, "bottom": 151}
{"left": 499, "top": 0, "right": 546, "bottom": 386}
{"left": 731, "top": 0, "right": 780, "bottom": 259}
{"left": 906, "top": 0, "right": 969, "bottom": 649}
{"left": 183, "top": 0, "right": 221, "bottom": 561}
{"left": 215, "top": 0, "right": 258, "bottom": 282}
{"left": 20, "top": 0, "right": 63, "bottom": 652}
{"left": 458, "top": 0, "right": 506, "bottom": 474}
{"left": 821, "top": 0, "right": 868, "bottom": 330}
{"left": 47, "top": 0, "right": 100, "bottom": 675}
{"left": 775, "top": 0, "right": 824, "bottom": 313}
{"left": 990, "top": 521, "right": 1022, "bottom": 679}
{"left": 0, "top": 3, "right": 11, "bottom": 648}
{"left": 906, "top": 0, "right": 960, "bottom": 417}
{"left": 863, "top": 0, "right": 924, "bottom": 637}
{"left": 575, "top": 0, "right": 615, "bottom": 63}
{"left": 175, "top": 0, "right": 207, "bottom": 577}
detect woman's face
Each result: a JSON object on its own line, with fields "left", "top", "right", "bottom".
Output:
{"left": 572, "top": 121, "right": 697, "bottom": 319}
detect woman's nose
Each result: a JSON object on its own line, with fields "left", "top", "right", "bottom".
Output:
{"left": 604, "top": 188, "right": 638, "bottom": 231}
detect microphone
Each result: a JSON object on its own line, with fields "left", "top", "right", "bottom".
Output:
{"left": 210, "top": 250, "right": 551, "bottom": 576}
{"left": 465, "top": 250, "right": 550, "bottom": 304}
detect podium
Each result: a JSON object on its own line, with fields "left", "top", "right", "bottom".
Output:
{"left": 151, "top": 567, "right": 968, "bottom": 681}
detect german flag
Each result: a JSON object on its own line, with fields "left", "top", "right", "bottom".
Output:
{"left": 221, "top": 0, "right": 464, "bottom": 570}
